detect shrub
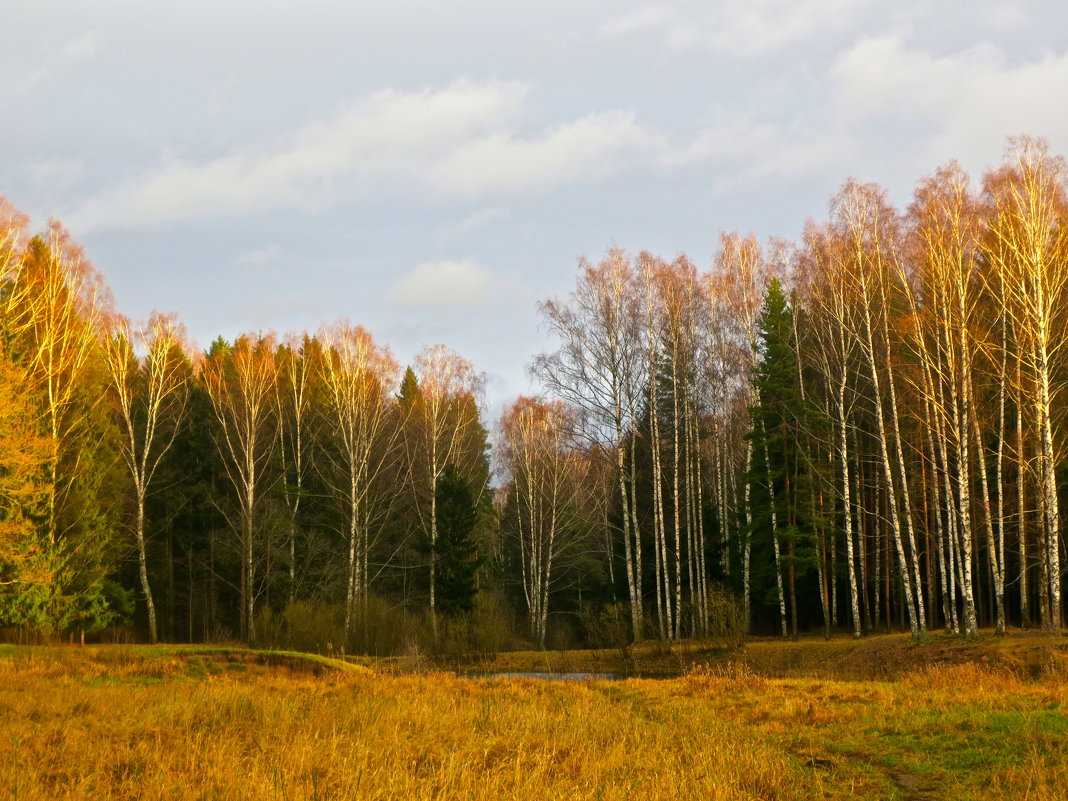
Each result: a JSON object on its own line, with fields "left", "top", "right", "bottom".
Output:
{"left": 704, "top": 585, "right": 748, "bottom": 649}
{"left": 579, "top": 602, "right": 634, "bottom": 659}
{"left": 253, "top": 601, "right": 345, "bottom": 654}
{"left": 348, "top": 597, "right": 428, "bottom": 657}
{"left": 429, "top": 593, "right": 516, "bottom": 664}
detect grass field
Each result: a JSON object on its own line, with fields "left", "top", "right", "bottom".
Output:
{"left": 1, "top": 637, "right": 1066, "bottom": 800}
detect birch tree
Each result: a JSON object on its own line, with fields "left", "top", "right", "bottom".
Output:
{"left": 274, "top": 334, "right": 319, "bottom": 605}
{"left": 318, "top": 322, "right": 398, "bottom": 643}
{"left": 3, "top": 225, "right": 110, "bottom": 546}
{"left": 202, "top": 333, "right": 278, "bottom": 641}
{"left": 711, "top": 233, "right": 771, "bottom": 630}
{"left": 102, "top": 312, "right": 193, "bottom": 643}
{"left": 406, "top": 345, "right": 485, "bottom": 630}
{"left": 2, "top": 220, "right": 120, "bottom": 631}
{"left": 499, "top": 396, "right": 581, "bottom": 647}
{"left": 798, "top": 222, "right": 863, "bottom": 637}
{"left": 533, "top": 249, "right": 647, "bottom": 640}
{"left": 832, "top": 183, "right": 926, "bottom": 637}
{"left": 982, "top": 138, "right": 1068, "bottom": 632}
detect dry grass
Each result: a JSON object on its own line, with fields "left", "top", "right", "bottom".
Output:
{"left": 478, "top": 630, "right": 1068, "bottom": 682}
{"left": 0, "top": 644, "right": 1066, "bottom": 800}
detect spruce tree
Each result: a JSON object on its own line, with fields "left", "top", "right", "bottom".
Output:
{"left": 434, "top": 464, "right": 479, "bottom": 617}
{"left": 748, "top": 278, "right": 815, "bottom": 637}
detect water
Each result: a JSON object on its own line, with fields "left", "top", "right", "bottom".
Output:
{"left": 467, "top": 671, "right": 623, "bottom": 681}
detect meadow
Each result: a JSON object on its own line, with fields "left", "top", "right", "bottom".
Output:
{"left": 1, "top": 638, "right": 1066, "bottom": 801}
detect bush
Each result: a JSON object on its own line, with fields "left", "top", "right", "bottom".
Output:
{"left": 704, "top": 585, "right": 747, "bottom": 649}
{"left": 429, "top": 593, "right": 516, "bottom": 664}
{"left": 348, "top": 597, "right": 428, "bottom": 657}
{"left": 253, "top": 601, "right": 345, "bottom": 655}
{"left": 579, "top": 602, "right": 634, "bottom": 658}
{"left": 253, "top": 593, "right": 518, "bottom": 661}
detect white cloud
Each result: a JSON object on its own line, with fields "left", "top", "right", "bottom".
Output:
{"left": 652, "top": 113, "right": 858, "bottom": 191}
{"left": 68, "top": 80, "right": 672, "bottom": 229}
{"left": 828, "top": 35, "right": 1068, "bottom": 165}
{"left": 387, "top": 259, "right": 495, "bottom": 309}
{"left": 430, "top": 111, "right": 664, "bottom": 195}
{"left": 598, "top": 0, "right": 871, "bottom": 56}
{"left": 69, "top": 80, "right": 527, "bottom": 229}
{"left": 710, "top": 0, "right": 872, "bottom": 55}
{"left": 71, "top": 32, "right": 1066, "bottom": 236}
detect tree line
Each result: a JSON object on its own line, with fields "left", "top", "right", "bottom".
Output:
{"left": 0, "top": 214, "right": 491, "bottom": 646}
{"left": 0, "top": 136, "right": 1065, "bottom": 648}
{"left": 529, "top": 136, "right": 1067, "bottom": 641}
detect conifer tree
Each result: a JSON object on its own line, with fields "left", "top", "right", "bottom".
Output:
{"left": 434, "top": 464, "right": 479, "bottom": 618}
{"left": 748, "top": 278, "right": 812, "bottom": 637}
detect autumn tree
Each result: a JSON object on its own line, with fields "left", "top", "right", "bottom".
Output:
{"left": 1, "top": 219, "right": 122, "bottom": 633}
{"left": 404, "top": 345, "right": 486, "bottom": 629}
{"left": 982, "top": 138, "right": 1068, "bottom": 632}
{"left": 498, "top": 396, "right": 583, "bottom": 647}
{"left": 102, "top": 312, "right": 193, "bottom": 643}
{"left": 709, "top": 233, "right": 774, "bottom": 629}
{"left": 318, "top": 322, "right": 398, "bottom": 643}
{"left": 274, "top": 334, "right": 320, "bottom": 605}
{"left": 202, "top": 333, "right": 278, "bottom": 641}
{"left": 533, "top": 249, "right": 647, "bottom": 640}
{"left": 0, "top": 347, "right": 52, "bottom": 618}
{"left": 797, "top": 221, "right": 864, "bottom": 637}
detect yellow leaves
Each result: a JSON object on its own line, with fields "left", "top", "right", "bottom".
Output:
{"left": 0, "top": 353, "right": 50, "bottom": 573}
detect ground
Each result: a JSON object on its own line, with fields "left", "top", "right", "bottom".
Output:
{"left": 0, "top": 633, "right": 1065, "bottom": 800}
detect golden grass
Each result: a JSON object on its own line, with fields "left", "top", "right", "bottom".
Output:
{"left": 480, "top": 630, "right": 1068, "bottom": 682}
{"left": 0, "top": 645, "right": 1066, "bottom": 800}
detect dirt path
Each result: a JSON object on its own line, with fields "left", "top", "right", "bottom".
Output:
{"left": 887, "top": 768, "right": 939, "bottom": 801}
{"left": 801, "top": 749, "right": 941, "bottom": 800}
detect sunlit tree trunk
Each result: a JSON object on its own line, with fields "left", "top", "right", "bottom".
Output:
{"left": 275, "top": 335, "right": 317, "bottom": 607}
{"left": 983, "top": 139, "right": 1068, "bottom": 632}
{"left": 102, "top": 313, "right": 192, "bottom": 643}
{"left": 202, "top": 333, "right": 279, "bottom": 642}
{"left": 319, "top": 323, "right": 397, "bottom": 644}
{"left": 534, "top": 250, "right": 646, "bottom": 640}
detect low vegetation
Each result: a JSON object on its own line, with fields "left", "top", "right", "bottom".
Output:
{"left": 1, "top": 637, "right": 1065, "bottom": 800}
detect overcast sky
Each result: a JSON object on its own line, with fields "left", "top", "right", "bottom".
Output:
{"left": 3, "top": 0, "right": 1067, "bottom": 415}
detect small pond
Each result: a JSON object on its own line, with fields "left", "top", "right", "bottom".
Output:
{"left": 466, "top": 671, "right": 623, "bottom": 681}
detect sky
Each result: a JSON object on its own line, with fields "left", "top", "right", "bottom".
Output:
{"left": 3, "top": 0, "right": 1067, "bottom": 417}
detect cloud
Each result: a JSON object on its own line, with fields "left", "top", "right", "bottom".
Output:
{"left": 69, "top": 80, "right": 528, "bottom": 229}
{"left": 597, "top": 0, "right": 871, "bottom": 56}
{"left": 667, "top": 120, "right": 856, "bottom": 188}
{"left": 68, "top": 80, "right": 669, "bottom": 230}
{"left": 430, "top": 111, "right": 664, "bottom": 194}
{"left": 656, "top": 33, "right": 1068, "bottom": 193}
{"left": 72, "top": 31, "right": 1064, "bottom": 235}
{"left": 828, "top": 35, "right": 1068, "bottom": 165}
{"left": 387, "top": 259, "right": 495, "bottom": 309}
